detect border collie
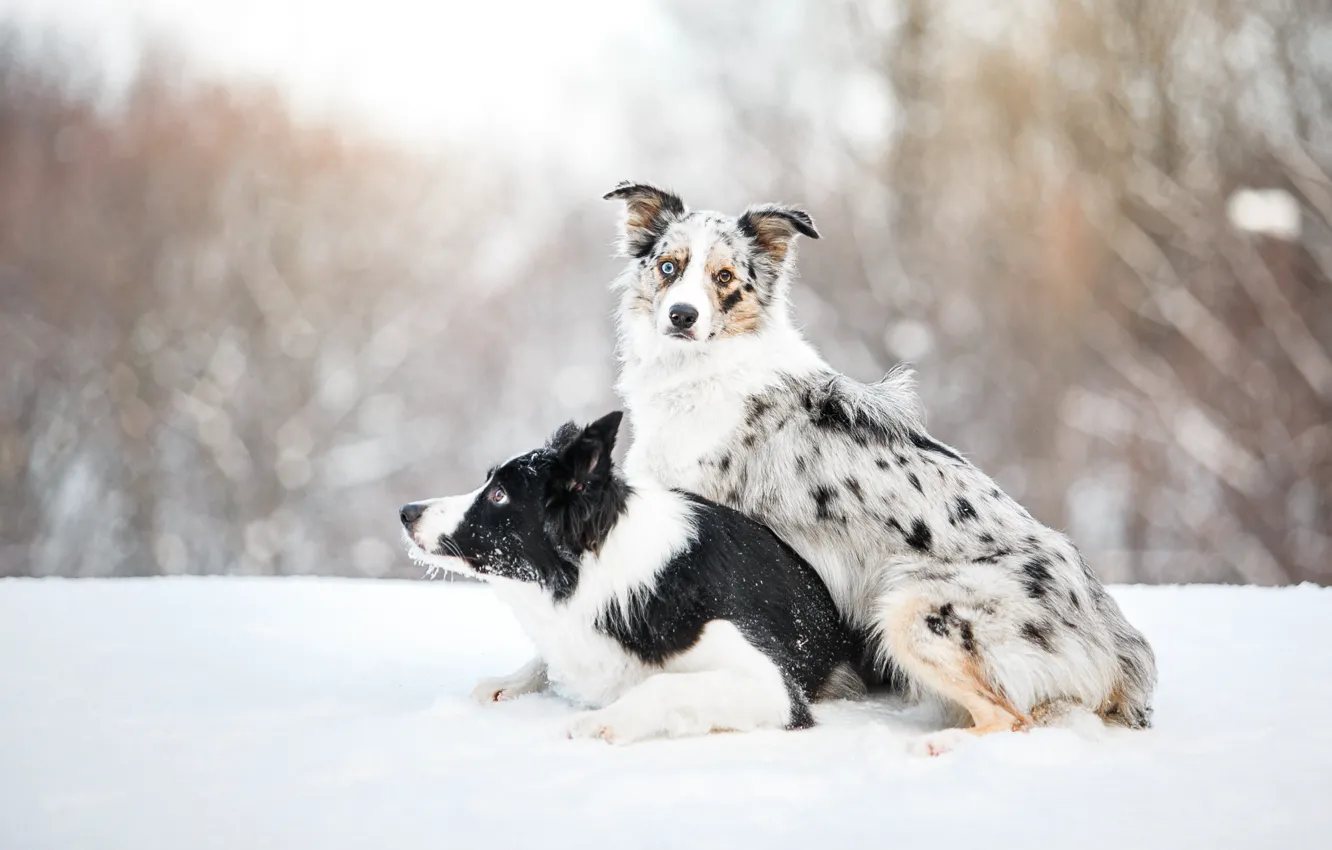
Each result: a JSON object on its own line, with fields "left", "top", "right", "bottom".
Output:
{"left": 604, "top": 182, "right": 1157, "bottom": 753}
{"left": 399, "top": 411, "right": 862, "bottom": 744}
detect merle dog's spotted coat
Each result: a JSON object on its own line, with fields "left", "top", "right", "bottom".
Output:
{"left": 606, "top": 182, "right": 1157, "bottom": 746}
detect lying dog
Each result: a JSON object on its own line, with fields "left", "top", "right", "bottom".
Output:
{"left": 604, "top": 182, "right": 1157, "bottom": 753}
{"left": 399, "top": 411, "right": 862, "bottom": 744}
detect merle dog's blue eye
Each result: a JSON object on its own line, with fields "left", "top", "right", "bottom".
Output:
{"left": 659, "top": 260, "right": 676, "bottom": 276}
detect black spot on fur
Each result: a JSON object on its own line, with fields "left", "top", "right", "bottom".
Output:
{"left": 795, "top": 455, "right": 808, "bottom": 475}
{"left": 909, "top": 431, "right": 963, "bottom": 463}
{"left": 928, "top": 604, "right": 976, "bottom": 653}
{"left": 720, "top": 289, "right": 744, "bottom": 313}
{"left": 979, "top": 533, "right": 995, "bottom": 544}
{"left": 718, "top": 454, "right": 732, "bottom": 473}
{"left": 957, "top": 620, "right": 976, "bottom": 654}
{"left": 746, "top": 396, "right": 773, "bottom": 426}
{"left": 904, "top": 519, "right": 932, "bottom": 552}
{"left": 742, "top": 433, "right": 758, "bottom": 449}
{"left": 1022, "top": 557, "right": 1053, "bottom": 599}
{"left": 954, "top": 497, "right": 977, "bottom": 522}
{"left": 975, "top": 548, "right": 1013, "bottom": 565}
{"left": 885, "top": 517, "right": 904, "bottom": 535}
{"left": 844, "top": 477, "right": 864, "bottom": 503}
{"left": 1021, "top": 621, "right": 1054, "bottom": 652}
{"left": 804, "top": 381, "right": 896, "bottom": 446}
{"left": 908, "top": 472, "right": 923, "bottom": 493}
{"left": 875, "top": 457, "right": 891, "bottom": 470}
{"left": 811, "top": 485, "right": 838, "bottom": 521}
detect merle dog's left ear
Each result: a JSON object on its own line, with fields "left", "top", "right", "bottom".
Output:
{"left": 603, "top": 182, "right": 686, "bottom": 259}
{"left": 738, "top": 204, "right": 820, "bottom": 264}
{"left": 554, "top": 411, "right": 624, "bottom": 492}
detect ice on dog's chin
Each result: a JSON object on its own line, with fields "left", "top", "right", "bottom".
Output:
{"left": 402, "top": 533, "right": 472, "bottom": 580}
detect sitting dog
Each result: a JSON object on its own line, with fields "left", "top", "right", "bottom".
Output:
{"left": 604, "top": 182, "right": 1157, "bottom": 753}
{"left": 399, "top": 411, "right": 862, "bottom": 744}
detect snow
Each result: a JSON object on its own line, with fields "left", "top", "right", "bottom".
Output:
{"left": 1, "top": 579, "right": 1329, "bottom": 850}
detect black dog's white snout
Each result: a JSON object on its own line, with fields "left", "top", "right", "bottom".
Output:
{"left": 399, "top": 502, "right": 426, "bottom": 528}
{"left": 668, "top": 303, "right": 699, "bottom": 330}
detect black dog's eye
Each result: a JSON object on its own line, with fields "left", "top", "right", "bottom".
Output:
{"left": 659, "top": 259, "right": 676, "bottom": 276}
{"left": 716, "top": 269, "right": 733, "bottom": 284}
{"left": 489, "top": 486, "right": 508, "bottom": 506}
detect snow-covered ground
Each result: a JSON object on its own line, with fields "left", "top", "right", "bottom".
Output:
{"left": 1, "top": 579, "right": 1328, "bottom": 849}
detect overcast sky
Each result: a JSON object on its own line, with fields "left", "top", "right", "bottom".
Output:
{"left": 4, "top": 0, "right": 668, "bottom": 160}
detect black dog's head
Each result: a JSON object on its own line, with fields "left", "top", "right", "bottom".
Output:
{"left": 399, "top": 411, "right": 628, "bottom": 596}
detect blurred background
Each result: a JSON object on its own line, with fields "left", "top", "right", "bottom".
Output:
{"left": 1, "top": 0, "right": 1328, "bottom": 584}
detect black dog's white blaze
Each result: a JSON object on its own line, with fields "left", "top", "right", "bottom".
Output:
{"left": 401, "top": 411, "right": 859, "bottom": 743}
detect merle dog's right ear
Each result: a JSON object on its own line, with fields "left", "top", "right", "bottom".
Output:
{"left": 738, "top": 204, "right": 820, "bottom": 265}
{"left": 603, "top": 182, "right": 686, "bottom": 259}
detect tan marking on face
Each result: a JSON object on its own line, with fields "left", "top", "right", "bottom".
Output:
{"left": 705, "top": 250, "right": 762, "bottom": 337}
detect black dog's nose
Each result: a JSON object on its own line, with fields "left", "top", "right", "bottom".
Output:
{"left": 399, "top": 503, "right": 425, "bottom": 527}
{"left": 668, "top": 304, "right": 699, "bottom": 330}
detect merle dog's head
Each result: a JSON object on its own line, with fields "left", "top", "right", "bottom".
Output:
{"left": 605, "top": 181, "right": 820, "bottom": 343}
{"left": 399, "top": 412, "right": 628, "bottom": 594}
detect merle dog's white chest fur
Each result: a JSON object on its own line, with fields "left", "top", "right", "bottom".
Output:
{"left": 619, "top": 326, "right": 822, "bottom": 492}
{"left": 621, "top": 376, "right": 743, "bottom": 493}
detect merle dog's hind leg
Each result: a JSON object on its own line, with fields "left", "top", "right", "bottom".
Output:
{"left": 879, "top": 591, "right": 1031, "bottom": 740}
{"left": 872, "top": 557, "right": 1141, "bottom": 754}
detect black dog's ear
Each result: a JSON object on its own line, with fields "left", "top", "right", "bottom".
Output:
{"left": 737, "top": 204, "right": 820, "bottom": 265}
{"left": 603, "top": 182, "right": 686, "bottom": 259}
{"left": 553, "top": 411, "right": 623, "bottom": 492}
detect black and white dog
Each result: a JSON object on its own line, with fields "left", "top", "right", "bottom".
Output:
{"left": 605, "top": 182, "right": 1158, "bottom": 753}
{"left": 399, "top": 411, "right": 861, "bottom": 744}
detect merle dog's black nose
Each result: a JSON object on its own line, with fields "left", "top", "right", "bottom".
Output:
{"left": 399, "top": 503, "right": 425, "bottom": 527}
{"left": 668, "top": 304, "right": 699, "bottom": 330}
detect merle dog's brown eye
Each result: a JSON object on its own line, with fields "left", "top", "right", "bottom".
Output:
{"left": 489, "top": 486, "right": 508, "bottom": 506}
{"left": 716, "top": 269, "right": 733, "bottom": 284}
